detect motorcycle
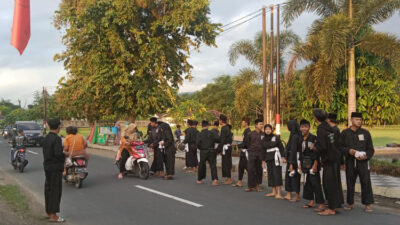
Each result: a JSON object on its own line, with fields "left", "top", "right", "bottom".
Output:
{"left": 64, "top": 156, "right": 88, "bottom": 188}
{"left": 117, "top": 140, "right": 150, "bottom": 180}
{"left": 11, "top": 147, "right": 28, "bottom": 173}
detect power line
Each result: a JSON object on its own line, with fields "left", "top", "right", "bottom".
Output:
{"left": 221, "top": 9, "right": 262, "bottom": 28}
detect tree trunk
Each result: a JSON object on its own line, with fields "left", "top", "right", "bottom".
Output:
{"left": 347, "top": 0, "right": 356, "bottom": 127}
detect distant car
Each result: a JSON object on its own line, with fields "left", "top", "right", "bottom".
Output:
{"left": 15, "top": 121, "right": 44, "bottom": 147}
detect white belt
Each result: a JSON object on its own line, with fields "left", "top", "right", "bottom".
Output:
{"left": 242, "top": 149, "right": 248, "bottom": 160}
{"left": 222, "top": 144, "right": 231, "bottom": 155}
{"left": 267, "top": 147, "right": 282, "bottom": 166}
{"left": 184, "top": 143, "right": 189, "bottom": 152}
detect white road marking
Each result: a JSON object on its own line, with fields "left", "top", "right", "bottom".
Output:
{"left": 28, "top": 150, "right": 39, "bottom": 155}
{"left": 135, "top": 185, "right": 203, "bottom": 208}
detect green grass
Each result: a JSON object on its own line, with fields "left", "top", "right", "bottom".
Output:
{"left": 370, "top": 158, "right": 400, "bottom": 166}
{"left": 0, "top": 184, "right": 29, "bottom": 213}
{"left": 78, "top": 125, "right": 400, "bottom": 147}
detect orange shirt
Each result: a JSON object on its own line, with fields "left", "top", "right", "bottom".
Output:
{"left": 119, "top": 136, "right": 133, "bottom": 156}
{"left": 64, "top": 134, "right": 86, "bottom": 152}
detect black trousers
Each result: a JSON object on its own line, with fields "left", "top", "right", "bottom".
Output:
{"left": 285, "top": 165, "right": 300, "bottom": 193}
{"left": 163, "top": 150, "right": 175, "bottom": 176}
{"left": 198, "top": 150, "right": 218, "bottom": 181}
{"left": 238, "top": 154, "right": 247, "bottom": 181}
{"left": 186, "top": 146, "right": 198, "bottom": 167}
{"left": 323, "top": 162, "right": 344, "bottom": 209}
{"left": 345, "top": 159, "right": 374, "bottom": 205}
{"left": 247, "top": 154, "right": 263, "bottom": 188}
{"left": 266, "top": 160, "right": 283, "bottom": 187}
{"left": 150, "top": 147, "right": 164, "bottom": 172}
{"left": 44, "top": 171, "right": 62, "bottom": 214}
{"left": 303, "top": 172, "right": 325, "bottom": 204}
{"left": 120, "top": 149, "right": 130, "bottom": 173}
{"left": 221, "top": 147, "right": 232, "bottom": 178}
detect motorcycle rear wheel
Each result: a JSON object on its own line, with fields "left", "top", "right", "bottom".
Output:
{"left": 138, "top": 162, "right": 149, "bottom": 180}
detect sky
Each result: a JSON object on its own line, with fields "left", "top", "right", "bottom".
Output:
{"left": 0, "top": 0, "right": 399, "bottom": 106}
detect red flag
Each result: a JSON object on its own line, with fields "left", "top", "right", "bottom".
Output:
{"left": 11, "top": 0, "right": 31, "bottom": 55}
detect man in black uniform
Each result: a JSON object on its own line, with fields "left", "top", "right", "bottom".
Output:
{"left": 218, "top": 114, "right": 233, "bottom": 184}
{"left": 196, "top": 121, "right": 219, "bottom": 186}
{"left": 299, "top": 119, "right": 325, "bottom": 211}
{"left": 326, "top": 113, "right": 345, "bottom": 206}
{"left": 341, "top": 112, "right": 374, "bottom": 213}
{"left": 245, "top": 118, "right": 264, "bottom": 192}
{"left": 184, "top": 120, "right": 199, "bottom": 173}
{"left": 313, "top": 109, "right": 343, "bottom": 216}
{"left": 233, "top": 118, "right": 251, "bottom": 187}
{"left": 42, "top": 118, "right": 66, "bottom": 222}
{"left": 149, "top": 118, "right": 164, "bottom": 177}
{"left": 155, "top": 120, "right": 177, "bottom": 180}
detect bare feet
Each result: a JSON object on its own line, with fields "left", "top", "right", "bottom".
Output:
{"left": 266, "top": 193, "right": 276, "bottom": 197}
{"left": 245, "top": 188, "right": 256, "bottom": 192}
{"left": 284, "top": 194, "right": 291, "bottom": 201}
{"left": 318, "top": 209, "right": 336, "bottom": 216}
{"left": 290, "top": 198, "right": 299, "bottom": 202}
{"left": 365, "top": 205, "right": 373, "bottom": 213}
{"left": 232, "top": 180, "right": 243, "bottom": 187}
{"left": 212, "top": 180, "right": 219, "bottom": 186}
{"left": 196, "top": 180, "right": 203, "bottom": 184}
{"left": 344, "top": 204, "right": 354, "bottom": 211}
{"left": 223, "top": 178, "right": 232, "bottom": 185}
{"left": 118, "top": 173, "right": 123, "bottom": 179}
{"left": 275, "top": 195, "right": 283, "bottom": 199}
{"left": 256, "top": 185, "right": 262, "bottom": 192}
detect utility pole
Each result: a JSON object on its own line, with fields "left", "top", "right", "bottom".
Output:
{"left": 262, "top": 6, "right": 268, "bottom": 123}
{"left": 43, "top": 87, "right": 47, "bottom": 134}
{"left": 269, "top": 5, "right": 274, "bottom": 124}
{"left": 276, "top": 4, "right": 281, "bottom": 135}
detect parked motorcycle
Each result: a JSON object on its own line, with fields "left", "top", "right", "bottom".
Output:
{"left": 64, "top": 156, "right": 88, "bottom": 188}
{"left": 117, "top": 141, "right": 150, "bottom": 180}
{"left": 11, "top": 146, "right": 28, "bottom": 173}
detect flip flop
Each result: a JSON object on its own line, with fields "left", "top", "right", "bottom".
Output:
{"left": 318, "top": 210, "right": 335, "bottom": 216}
{"left": 303, "top": 204, "right": 314, "bottom": 208}
{"left": 232, "top": 184, "right": 243, "bottom": 187}
{"left": 50, "top": 217, "right": 66, "bottom": 223}
{"left": 344, "top": 205, "right": 354, "bottom": 211}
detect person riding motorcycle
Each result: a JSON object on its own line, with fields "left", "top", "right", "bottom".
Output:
{"left": 63, "top": 126, "right": 89, "bottom": 174}
{"left": 117, "top": 123, "right": 138, "bottom": 179}
{"left": 11, "top": 129, "right": 27, "bottom": 162}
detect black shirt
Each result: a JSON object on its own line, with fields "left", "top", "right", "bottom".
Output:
{"left": 238, "top": 128, "right": 251, "bottom": 149}
{"left": 247, "top": 130, "right": 265, "bottom": 156}
{"left": 197, "top": 129, "right": 219, "bottom": 151}
{"left": 316, "top": 121, "right": 341, "bottom": 164}
{"left": 340, "top": 127, "right": 374, "bottom": 160}
{"left": 42, "top": 132, "right": 65, "bottom": 172}
{"left": 263, "top": 134, "right": 285, "bottom": 161}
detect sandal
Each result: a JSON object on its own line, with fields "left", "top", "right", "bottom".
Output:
{"left": 232, "top": 183, "right": 243, "bottom": 187}
{"left": 50, "top": 216, "right": 66, "bottom": 223}
{"left": 318, "top": 210, "right": 336, "bottom": 216}
{"left": 245, "top": 188, "right": 255, "bottom": 192}
{"left": 303, "top": 204, "right": 314, "bottom": 208}
{"left": 344, "top": 205, "right": 354, "bottom": 211}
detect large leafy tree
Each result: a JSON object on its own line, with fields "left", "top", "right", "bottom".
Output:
{"left": 283, "top": 0, "right": 400, "bottom": 125}
{"left": 53, "top": 0, "right": 220, "bottom": 122}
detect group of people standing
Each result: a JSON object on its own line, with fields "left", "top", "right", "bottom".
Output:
{"left": 178, "top": 109, "right": 375, "bottom": 216}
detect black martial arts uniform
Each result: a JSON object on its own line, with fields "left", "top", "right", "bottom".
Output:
{"left": 316, "top": 121, "right": 343, "bottom": 210}
{"left": 148, "top": 124, "right": 163, "bottom": 173}
{"left": 42, "top": 132, "right": 65, "bottom": 215}
{"left": 301, "top": 133, "right": 324, "bottom": 204}
{"left": 285, "top": 120, "right": 302, "bottom": 193}
{"left": 218, "top": 125, "right": 233, "bottom": 178}
{"left": 341, "top": 127, "right": 374, "bottom": 206}
{"left": 247, "top": 130, "right": 264, "bottom": 188}
{"left": 184, "top": 127, "right": 199, "bottom": 168}
{"left": 197, "top": 128, "right": 220, "bottom": 181}
{"left": 263, "top": 134, "right": 285, "bottom": 187}
{"left": 157, "top": 122, "right": 176, "bottom": 176}
{"left": 237, "top": 128, "right": 251, "bottom": 181}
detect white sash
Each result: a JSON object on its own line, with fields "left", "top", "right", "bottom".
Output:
{"left": 267, "top": 147, "right": 282, "bottom": 166}
{"left": 242, "top": 149, "right": 248, "bottom": 160}
{"left": 222, "top": 144, "right": 231, "bottom": 155}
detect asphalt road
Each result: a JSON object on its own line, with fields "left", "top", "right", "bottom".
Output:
{"left": 0, "top": 138, "right": 399, "bottom": 225}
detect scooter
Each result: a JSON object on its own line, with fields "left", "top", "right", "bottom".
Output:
{"left": 11, "top": 147, "right": 28, "bottom": 173}
{"left": 117, "top": 141, "right": 150, "bottom": 180}
{"left": 64, "top": 156, "right": 88, "bottom": 188}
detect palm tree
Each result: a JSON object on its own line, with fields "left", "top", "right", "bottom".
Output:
{"left": 283, "top": 0, "right": 400, "bottom": 125}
